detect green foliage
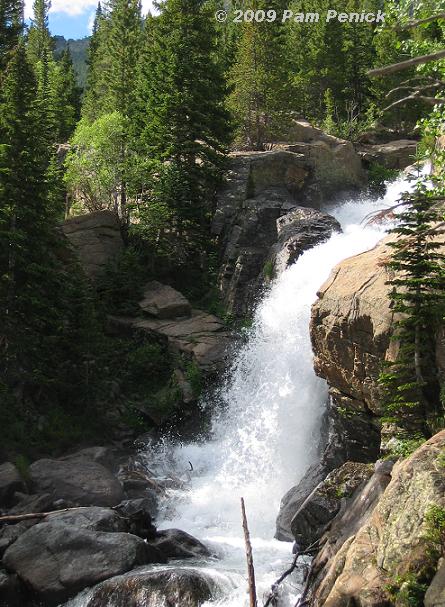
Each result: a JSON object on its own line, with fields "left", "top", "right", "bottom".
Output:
{"left": 384, "top": 436, "right": 425, "bottom": 460}
{"left": 185, "top": 360, "right": 203, "bottom": 399}
{"left": 65, "top": 112, "right": 134, "bottom": 213}
{"left": 367, "top": 162, "right": 399, "bottom": 196}
{"left": 96, "top": 247, "right": 147, "bottom": 315}
{"left": 379, "top": 185, "right": 445, "bottom": 436}
{"left": 0, "top": 0, "right": 23, "bottom": 72}
{"left": 263, "top": 259, "right": 275, "bottom": 281}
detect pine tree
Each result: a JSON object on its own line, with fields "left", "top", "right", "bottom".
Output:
{"left": 83, "top": 0, "right": 141, "bottom": 121}
{"left": 135, "top": 0, "right": 230, "bottom": 258}
{"left": 228, "top": 0, "right": 291, "bottom": 148}
{"left": 380, "top": 188, "right": 445, "bottom": 437}
{"left": 27, "top": 0, "right": 52, "bottom": 66}
{"left": 55, "top": 47, "right": 81, "bottom": 141}
{"left": 0, "top": 0, "right": 23, "bottom": 73}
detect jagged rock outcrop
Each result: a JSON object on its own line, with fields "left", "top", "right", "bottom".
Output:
{"left": 62, "top": 210, "right": 124, "bottom": 279}
{"left": 289, "top": 462, "right": 373, "bottom": 550}
{"left": 310, "top": 431, "right": 445, "bottom": 606}
{"left": 213, "top": 128, "right": 366, "bottom": 317}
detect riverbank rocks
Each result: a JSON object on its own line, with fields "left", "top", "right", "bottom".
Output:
{"left": 150, "top": 529, "right": 211, "bottom": 560}
{"left": 139, "top": 281, "right": 192, "bottom": 319}
{"left": 357, "top": 139, "right": 418, "bottom": 170}
{"left": 45, "top": 507, "right": 127, "bottom": 532}
{"left": 213, "top": 126, "right": 366, "bottom": 317}
{"left": 28, "top": 457, "right": 124, "bottom": 507}
{"left": 63, "top": 567, "right": 218, "bottom": 607}
{"left": 62, "top": 210, "right": 124, "bottom": 280}
{"left": 0, "top": 463, "right": 25, "bottom": 507}
{"left": 310, "top": 431, "right": 445, "bottom": 606}
{"left": 109, "top": 282, "right": 232, "bottom": 398}
{"left": 2, "top": 522, "right": 163, "bottom": 604}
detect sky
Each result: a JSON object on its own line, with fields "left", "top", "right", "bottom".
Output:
{"left": 24, "top": 0, "right": 156, "bottom": 39}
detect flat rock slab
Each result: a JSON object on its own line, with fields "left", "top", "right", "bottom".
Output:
{"left": 29, "top": 458, "right": 123, "bottom": 507}
{"left": 139, "top": 281, "right": 192, "bottom": 319}
{"left": 3, "top": 522, "right": 162, "bottom": 604}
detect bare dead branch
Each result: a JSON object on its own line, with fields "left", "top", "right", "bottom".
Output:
{"left": 396, "top": 12, "right": 445, "bottom": 30}
{"left": 385, "top": 82, "right": 443, "bottom": 99}
{"left": 0, "top": 507, "right": 101, "bottom": 524}
{"left": 263, "top": 539, "right": 320, "bottom": 607}
{"left": 241, "top": 497, "right": 257, "bottom": 607}
{"left": 368, "top": 49, "right": 445, "bottom": 77}
{"left": 382, "top": 92, "right": 445, "bottom": 113}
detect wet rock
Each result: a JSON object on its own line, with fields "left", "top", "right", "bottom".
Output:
{"left": 60, "top": 446, "right": 119, "bottom": 473}
{"left": 3, "top": 521, "right": 163, "bottom": 604}
{"left": 7, "top": 492, "right": 54, "bottom": 515}
{"left": 28, "top": 457, "right": 123, "bottom": 507}
{"left": 0, "top": 522, "right": 33, "bottom": 557}
{"left": 311, "top": 431, "right": 445, "bottom": 607}
{"left": 115, "top": 499, "right": 157, "bottom": 540}
{"left": 0, "top": 463, "right": 25, "bottom": 507}
{"left": 139, "top": 281, "right": 192, "bottom": 319}
{"left": 0, "top": 568, "right": 27, "bottom": 606}
{"left": 62, "top": 210, "right": 124, "bottom": 280}
{"left": 273, "top": 206, "right": 341, "bottom": 272}
{"left": 290, "top": 462, "right": 373, "bottom": 549}
{"left": 213, "top": 135, "right": 365, "bottom": 317}
{"left": 66, "top": 567, "right": 217, "bottom": 607}
{"left": 150, "top": 529, "right": 211, "bottom": 559}
{"left": 45, "top": 506, "right": 127, "bottom": 532}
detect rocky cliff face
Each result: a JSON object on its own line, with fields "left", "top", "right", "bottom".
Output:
{"left": 310, "top": 430, "right": 445, "bottom": 607}
{"left": 213, "top": 125, "right": 366, "bottom": 318}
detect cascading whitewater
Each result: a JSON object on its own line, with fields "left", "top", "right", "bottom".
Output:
{"left": 149, "top": 176, "right": 415, "bottom": 607}
{"left": 63, "top": 175, "right": 416, "bottom": 607}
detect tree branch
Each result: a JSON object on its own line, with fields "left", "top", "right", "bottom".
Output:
{"left": 382, "top": 92, "right": 445, "bottom": 113}
{"left": 368, "top": 49, "right": 445, "bottom": 77}
{"left": 396, "top": 12, "right": 445, "bottom": 30}
{"left": 385, "top": 82, "right": 443, "bottom": 99}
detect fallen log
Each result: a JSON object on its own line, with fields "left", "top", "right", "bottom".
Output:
{"left": 367, "top": 49, "right": 445, "bottom": 77}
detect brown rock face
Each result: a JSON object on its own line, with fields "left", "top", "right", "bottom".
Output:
{"left": 62, "top": 210, "right": 124, "bottom": 279}
{"left": 311, "top": 237, "right": 394, "bottom": 417}
{"left": 311, "top": 430, "right": 445, "bottom": 607}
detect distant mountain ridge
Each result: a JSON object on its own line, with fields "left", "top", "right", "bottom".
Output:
{"left": 54, "top": 35, "right": 89, "bottom": 88}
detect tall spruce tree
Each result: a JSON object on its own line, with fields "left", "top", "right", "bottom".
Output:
{"left": 380, "top": 188, "right": 445, "bottom": 437}
{"left": 55, "top": 47, "right": 81, "bottom": 141}
{"left": 228, "top": 0, "right": 291, "bottom": 148}
{"left": 136, "top": 0, "right": 230, "bottom": 258}
{"left": 0, "top": 0, "right": 23, "bottom": 73}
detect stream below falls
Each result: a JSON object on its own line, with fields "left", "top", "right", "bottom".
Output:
{"left": 65, "top": 174, "right": 416, "bottom": 607}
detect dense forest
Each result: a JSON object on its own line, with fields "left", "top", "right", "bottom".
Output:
{"left": 0, "top": 0, "right": 444, "bottom": 458}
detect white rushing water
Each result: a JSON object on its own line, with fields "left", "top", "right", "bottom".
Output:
{"left": 63, "top": 174, "right": 417, "bottom": 607}
{"left": 146, "top": 175, "right": 416, "bottom": 607}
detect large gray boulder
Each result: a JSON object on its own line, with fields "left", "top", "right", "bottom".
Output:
{"left": 62, "top": 210, "right": 124, "bottom": 279}
{"left": 139, "top": 281, "right": 192, "bottom": 319}
{"left": 150, "top": 529, "right": 211, "bottom": 560}
{"left": 425, "top": 560, "right": 445, "bottom": 607}
{"left": 357, "top": 139, "right": 418, "bottom": 170}
{"left": 45, "top": 506, "right": 127, "bottom": 532}
{"left": 0, "top": 463, "right": 25, "bottom": 507}
{"left": 28, "top": 457, "right": 123, "bottom": 507}
{"left": 3, "top": 522, "right": 163, "bottom": 604}
{"left": 63, "top": 567, "right": 218, "bottom": 607}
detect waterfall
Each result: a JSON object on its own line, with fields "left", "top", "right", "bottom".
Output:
{"left": 150, "top": 175, "right": 415, "bottom": 607}
{"left": 62, "top": 174, "right": 417, "bottom": 607}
